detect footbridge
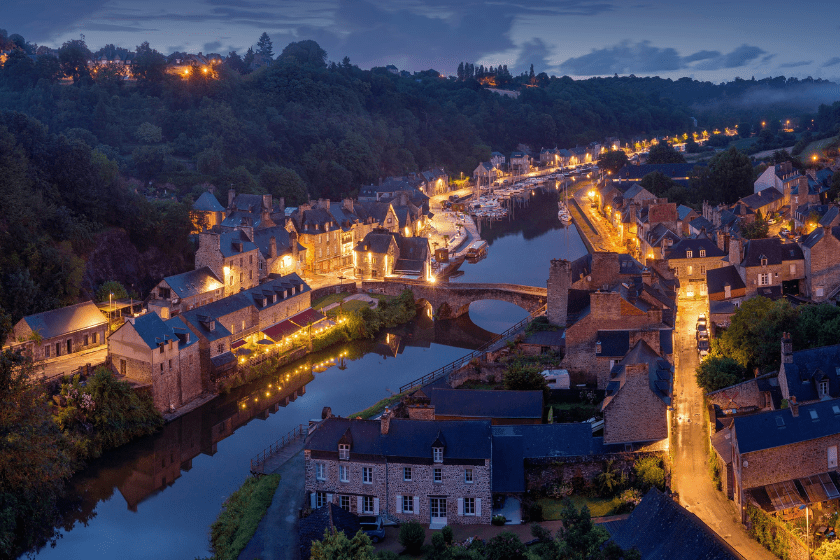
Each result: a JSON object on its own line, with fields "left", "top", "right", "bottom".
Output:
{"left": 362, "top": 279, "right": 547, "bottom": 319}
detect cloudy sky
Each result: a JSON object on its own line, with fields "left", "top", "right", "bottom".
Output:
{"left": 6, "top": 0, "right": 840, "bottom": 81}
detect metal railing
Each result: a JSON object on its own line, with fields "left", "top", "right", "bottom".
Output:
{"left": 398, "top": 304, "right": 548, "bottom": 393}
{"left": 250, "top": 423, "right": 309, "bottom": 474}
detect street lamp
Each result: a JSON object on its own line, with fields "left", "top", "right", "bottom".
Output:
{"left": 799, "top": 504, "right": 810, "bottom": 558}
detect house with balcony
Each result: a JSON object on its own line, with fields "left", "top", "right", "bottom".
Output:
{"left": 304, "top": 412, "right": 492, "bottom": 527}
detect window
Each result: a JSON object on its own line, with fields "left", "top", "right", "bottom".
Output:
{"left": 761, "top": 257, "right": 768, "bottom": 266}
{"left": 402, "top": 495, "right": 414, "bottom": 513}
{"left": 820, "top": 380, "right": 829, "bottom": 398}
{"left": 316, "top": 492, "right": 328, "bottom": 508}
{"left": 700, "top": 265, "right": 706, "bottom": 275}
{"left": 724, "top": 285, "right": 732, "bottom": 299}
{"left": 433, "top": 468, "right": 442, "bottom": 483}
{"left": 249, "top": 255, "right": 253, "bottom": 265}
{"left": 404, "top": 467, "right": 412, "bottom": 481}
{"left": 217, "top": 343, "right": 224, "bottom": 353}
{"left": 249, "top": 270, "right": 252, "bottom": 280}
{"left": 339, "top": 465, "right": 349, "bottom": 482}
{"left": 433, "top": 447, "right": 443, "bottom": 463}
{"left": 168, "top": 359, "right": 172, "bottom": 370}
{"left": 339, "top": 444, "right": 349, "bottom": 460}
{"left": 84, "top": 335, "right": 89, "bottom": 346}
{"left": 315, "top": 462, "right": 326, "bottom": 481}
{"left": 363, "top": 496, "right": 374, "bottom": 514}
{"left": 687, "top": 265, "right": 693, "bottom": 275}
{"left": 92, "top": 332, "right": 98, "bottom": 344}
{"left": 463, "top": 497, "right": 476, "bottom": 516}
{"left": 44, "top": 345, "right": 50, "bottom": 358}
{"left": 340, "top": 495, "right": 350, "bottom": 510}
{"left": 363, "top": 467, "right": 372, "bottom": 484}
{"left": 160, "top": 363, "right": 164, "bottom": 372}
{"left": 160, "top": 344, "right": 165, "bottom": 354}
{"left": 830, "top": 446, "right": 838, "bottom": 469}
{"left": 790, "top": 264, "right": 797, "bottom": 275}
{"left": 239, "top": 273, "right": 243, "bottom": 284}
{"left": 464, "top": 469, "right": 473, "bottom": 483}
{"left": 229, "top": 276, "right": 233, "bottom": 286}
{"left": 758, "top": 273, "right": 771, "bottom": 286}
{"left": 686, "top": 250, "right": 693, "bottom": 258}
{"left": 817, "top": 287, "right": 825, "bottom": 297}
{"left": 699, "top": 249, "right": 706, "bottom": 257}
{"left": 239, "top": 258, "right": 243, "bottom": 267}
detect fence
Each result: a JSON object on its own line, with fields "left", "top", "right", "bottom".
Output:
{"left": 398, "top": 304, "right": 547, "bottom": 393}
{"left": 250, "top": 423, "right": 309, "bottom": 474}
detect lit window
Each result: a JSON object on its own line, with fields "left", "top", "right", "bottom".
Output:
{"left": 315, "top": 463, "right": 326, "bottom": 481}
{"left": 686, "top": 250, "right": 693, "bottom": 258}
{"left": 699, "top": 249, "right": 706, "bottom": 257}
{"left": 363, "top": 467, "right": 372, "bottom": 484}
{"left": 434, "top": 468, "right": 442, "bottom": 483}
{"left": 758, "top": 273, "right": 771, "bottom": 286}
{"left": 465, "top": 469, "right": 473, "bottom": 483}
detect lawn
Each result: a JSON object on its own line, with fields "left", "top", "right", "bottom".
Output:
{"left": 312, "top": 292, "right": 347, "bottom": 310}
{"left": 538, "top": 495, "right": 623, "bottom": 519}
{"left": 209, "top": 474, "right": 282, "bottom": 560}
{"left": 546, "top": 402, "right": 599, "bottom": 423}
{"left": 323, "top": 299, "right": 371, "bottom": 317}
{"left": 801, "top": 136, "right": 838, "bottom": 161}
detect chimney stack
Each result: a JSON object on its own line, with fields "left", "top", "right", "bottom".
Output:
{"left": 269, "top": 236, "right": 277, "bottom": 259}
{"left": 228, "top": 188, "right": 236, "bottom": 208}
{"left": 380, "top": 408, "right": 392, "bottom": 435}
{"left": 790, "top": 396, "right": 799, "bottom": 417}
{"left": 782, "top": 332, "right": 793, "bottom": 364}
{"left": 547, "top": 259, "right": 571, "bottom": 327}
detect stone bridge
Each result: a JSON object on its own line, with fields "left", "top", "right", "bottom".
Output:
{"left": 362, "top": 279, "right": 547, "bottom": 319}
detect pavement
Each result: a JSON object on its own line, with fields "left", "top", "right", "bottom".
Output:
{"left": 670, "top": 298, "right": 776, "bottom": 560}
{"left": 37, "top": 346, "right": 108, "bottom": 380}
{"left": 238, "top": 450, "right": 306, "bottom": 560}
{"left": 570, "top": 179, "right": 628, "bottom": 254}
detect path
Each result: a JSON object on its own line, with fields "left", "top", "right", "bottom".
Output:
{"left": 238, "top": 450, "right": 306, "bottom": 560}
{"left": 670, "top": 299, "right": 776, "bottom": 560}
{"left": 38, "top": 346, "right": 108, "bottom": 380}
{"left": 569, "top": 179, "right": 627, "bottom": 254}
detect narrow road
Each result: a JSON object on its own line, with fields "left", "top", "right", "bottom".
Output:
{"left": 569, "top": 178, "right": 627, "bottom": 253}
{"left": 670, "top": 299, "right": 776, "bottom": 560}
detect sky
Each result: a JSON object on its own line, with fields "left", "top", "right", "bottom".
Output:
{"left": 6, "top": 0, "right": 840, "bottom": 82}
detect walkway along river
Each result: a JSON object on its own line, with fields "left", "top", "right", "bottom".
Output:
{"left": 30, "top": 187, "right": 589, "bottom": 560}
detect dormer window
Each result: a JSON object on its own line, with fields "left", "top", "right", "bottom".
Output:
{"left": 761, "top": 257, "right": 768, "bottom": 266}
{"left": 820, "top": 380, "right": 829, "bottom": 398}
{"left": 686, "top": 250, "right": 693, "bottom": 258}
{"left": 699, "top": 249, "right": 706, "bottom": 257}
{"left": 339, "top": 444, "right": 350, "bottom": 460}
{"left": 433, "top": 447, "right": 443, "bottom": 463}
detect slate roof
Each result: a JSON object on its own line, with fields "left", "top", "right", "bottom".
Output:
{"left": 292, "top": 206, "right": 339, "bottom": 233}
{"left": 734, "top": 398, "right": 840, "bottom": 454}
{"left": 252, "top": 226, "right": 304, "bottom": 259}
{"left": 706, "top": 265, "right": 746, "bottom": 295}
{"left": 429, "top": 389, "right": 543, "bottom": 420}
{"left": 19, "top": 301, "right": 107, "bottom": 340}
{"left": 491, "top": 432, "right": 525, "bottom": 492}
{"left": 646, "top": 223, "right": 681, "bottom": 248}
{"left": 523, "top": 330, "right": 565, "bottom": 347}
{"left": 128, "top": 312, "right": 178, "bottom": 350}
{"left": 192, "top": 191, "right": 225, "bottom": 212}
{"left": 355, "top": 230, "right": 398, "bottom": 254}
{"left": 622, "top": 184, "right": 653, "bottom": 201}
{"left": 602, "top": 340, "right": 673, "bottom": 410}
{"left": 596, "top": 330, "right": 630, "bottom": 357}
{"left": 742, "top": 238, "right": 803, "bottom": 267}
{"left": 741, "top": 187, "right": 783, "bottom": 210}
{"left": 299, "top": 504, "right": 362, "bottom": 560}
{"left": 163, "top": 267, "right": 223, "bottom": 299}
{"left": 165, "top": 316, "right": 197, "bottom": 349}
{"left": 664, "top": 236, "right": 725, "bottom": 260}
{"left": 688, "top": 216, "right": 714, "bottom": 232}
{"left": 677, "top": 205, "right": 695, "bottom": 221}
{"left": 616, "top": 163, "right": 699, "bottom": 181}
{"left": 306, "top": 417, "right": 492, "bottom": 460}
{"left": 604, "top": 488, "right": 743, "bottom": 560}
{"left": 780, "top": 343, "right": 840, "bottom": 404}
{"left": 219, "top": 230, "right": 258, "bottom": 258}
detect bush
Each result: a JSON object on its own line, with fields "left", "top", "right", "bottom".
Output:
{"left": 485, "top": 532, "right": 527, "bottom": 560}
{"left": 491, "top": 514, "right": 507, "bottom": 526}
{"left": 441, "top": 525, "right": 454, "bottom": 545}
{"left": 398, "top": 520, "right": 426, "bottom": 552}
{"left": 376, "top": 552, "right": 399, "bottom": 560}
{"left": 634, "top": 456, "right": 666, "bottom": 491}
{"left": 528, "top": 502, "right": 544, "bottom": 522}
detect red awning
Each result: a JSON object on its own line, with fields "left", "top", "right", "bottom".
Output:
{"left": 231, "top": 340, "right": 246, "bottom": 349}
{"left": 261, "top": 308, "right": 326, "bottom": 341}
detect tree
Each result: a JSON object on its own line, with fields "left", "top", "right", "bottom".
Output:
{"left": 486, "top": 532, "right": 528, "bottom": 560}
{"left": 714, "top": 297, "right": 799, "bottom": 373}
{"left": 504, "top": 363, "right": 549, "bottom": 394}
{"left": 696, "top": 146, "right": 754, "bottom": 204}
{"left": 827, "top": 171, "right": 840, "bottom": 203}
{"left": 135, "top": 122, "right": 163, "bottom": 144}
{"left": 633, "top": 456, "right": 666, "bottom": 490}
{"left": 259, "top": 165, "right": 308, "bottom": 205}
{"left": 310, "top": 528, "right": 374, "bottom": 560}
{"left": 597, "top": 150, "right": 628, "bottom": 174}
{"left": 555, "top": 501, "right": 611, "bottom": 560}
{"left": 256, "top": 32, "right": 274, "bottom": 60}
{"left": 58, "top": 38, "right": 92, "bottom": 83}
{"left": 225, "top": 50, "right": 246, "bottom": 74}
{"left": 737, "top": 122, "right": 751, "bottom": 137}
{"left": 647, "top": 142, "right": 686, "bottom": 164}
{"left": 95, "top": 280, "right": 129, "bottom": 303}
{"left": 696, "top": 356, "right": 747, "bottom": 392}
{"left": 280, "top": 40, "right": 327, "bottom": 67}
{"left": 398, "top": 520, "right": 425, "bottom": 553}
{"left": 740, "top": 210, "right": 769, "bottom": 239}
{"left": 793, "top": 304, "right": 840, "bottom": 350}
{"left": 639, "top": 171, "right": 681, "bottom": 198}
{"left": 133, "top": 42, "right": 168, "bottom": 85}
{"left": 815, "top": 540, "right": 840, "bottom": 560}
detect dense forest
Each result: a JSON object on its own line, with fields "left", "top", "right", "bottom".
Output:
{"left": 1, "top": 29, "right": 840, "bottom": 338}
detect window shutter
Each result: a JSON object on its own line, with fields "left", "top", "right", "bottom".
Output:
{"left": 373, "top": 497, "right": 380, "bottom": 515}
{"left": 476, "top": 498, "right": 482, "bottom": 516}
{"left": 327, "top": 493, "right": 333, "bottom": 504}
{"left": 357, "top": 496, "right": 363, "bottom": 513}
{"left": 414, "top": 496, "right": 420, "bottom": 514}
{"left": 310, "top": 492, "right": 316, "bottom": 509}
{"left": 397, "top": 495, "right": 403, "bottom": 514}
{"left": 457, "top": 498, "right": 464, "bottom": 516}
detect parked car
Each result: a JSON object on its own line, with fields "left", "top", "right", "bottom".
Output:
{"left": 359, "top": 516, "right": 386, "bottom": 543}
{"left": 696, "top": 314, "right": 708, "bottom": 338}
{"left": 697, "top": 337, "right": 710, "bottom": 358}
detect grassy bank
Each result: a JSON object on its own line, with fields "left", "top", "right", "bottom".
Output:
{"left": 351, "top": 391, "right": 409, "bottom": 419}
{"left": 208, "top": 474, "right": 282, "bottom": 560}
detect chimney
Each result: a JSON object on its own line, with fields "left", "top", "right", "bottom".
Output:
{"left": 547, "top": 259, "right": 571, "bottom": 327}
{"left": 262, "top": 194, "right": 272, "bottom": 212}
{"left": 642, "top": 267, "right": 652, "bottom": 286}
{"left": 228, "top": 188, "right": 236, "bottom": 208}
{"left": 321, "top": 406, "right": 332, "bottom": 420}
{"left": 790, "top": 395, "right": 799, "bottom": 417}
{"left": 344, "top": 198, "right": 354, "bottom": 212}
{"left": 380, "top": 408, "right": 392, "bottom": 435}
{"left": 269, "top": 236, "right": 277, "bottom": 259}
{"left": 729, "top": 236, "right": 742, "bottom": 267}
{"left": 782, "top": 332, "right": 793, "bottom": 364}
{"left": 318, "top": 198, "right": 330, "bottom": 210}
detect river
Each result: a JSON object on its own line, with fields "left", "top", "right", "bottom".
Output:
{"left": 31, "top": 188, "right": 588, "bottom": 560}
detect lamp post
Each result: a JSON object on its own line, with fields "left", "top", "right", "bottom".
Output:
{"left": 109, "top": 292, "right": 113, "bottom": 332}
{"left": 799, "top": 504, "right": 810, "bottom": 559}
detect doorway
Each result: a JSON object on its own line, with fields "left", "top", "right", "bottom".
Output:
{"left": 430, "top": 497, "right": 447, "bottom": 528}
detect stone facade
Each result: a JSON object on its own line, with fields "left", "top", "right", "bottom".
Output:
{"left": 706, "top": 375, "right": 774, "bottom": 411}
{"left": 602, "top": 363, "right": 670, "bottom": 445}
{"left": 11, "top": 301, "right": 108, "bottom": 362}
{"left": 195, "top": 231, "right": 260, "bottom": 296}
{"left": 547, "top": 259, "right": 570, "bottom": 326}
{"left": 802, "top": 226, "right": 840, "bottom": 301}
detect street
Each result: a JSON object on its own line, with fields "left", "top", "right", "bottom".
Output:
{"left": 670, "top": 298, "right": 776, "bottom": 560}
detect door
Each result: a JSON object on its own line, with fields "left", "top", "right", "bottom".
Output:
{"left": 430, "top": 497, "right": 447, "bottom": 527}
{"left": 66, "top": 339, "right": 72, "bottom": 354}
{"left": 120, "top": 359, "right": 126, "bottom": 375}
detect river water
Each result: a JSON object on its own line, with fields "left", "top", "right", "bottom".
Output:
{"left": 31, "top": 188, "right": 588, "bottom": 560}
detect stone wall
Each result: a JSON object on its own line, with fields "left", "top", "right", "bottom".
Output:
{"left": 602, "top": 363, "right": 668, "bottom": 444}
{"left": 707, "top": 376, "right": 770, "bottom": 410}
{"left": 179, "top": 343, "right": 203, "bottom": 405}
{"left": 310, "top": 283, "right": 359, "bottom": 303}
{"left": 448, "top": 362, "right": 507, "bottom": 388}
{"left": 803, "top": 228, "right": 840, "bottom": 300}
{"left": 547, "top": 259, "right": 570, "bottom": 326}
{"left": 525, "top": 451, "right": 667, "bottom": 494}
{"left": 305, "top": 450, "right": 388, "bottom": 515}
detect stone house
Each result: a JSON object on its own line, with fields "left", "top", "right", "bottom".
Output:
{"left": 287, "top": 200, "right": 343, "bottom": 274}
{"left": 539, "top": 147, "right": 559, "bottom": 166}
{"left": 190, "top": 191, "right": 225, "bottom": 233}
{"left": 354, "top": 229, "right": 431, "bottom": 280}
{"left": 473, "top": 162, "right": 500, "bottom": 186}
{"left": 416, "top": 168, "right": 449, "bottom": 196}
{"left": 601, "top": 340, "right": 672, "bottom": 447}
{"left": 706, "top": 265, "right": 747, "bottom": 329}
{"left": 800, "top": 225, "right": 840, "bottom": 302}
{"left": 304, "top": 413, "right": 492, "bottom": 527}
{"left": 754, "top": 161, "right": 807, "bottom": 199}
{"left": 509, "top": 152, "right": 531, "bottom": 174}
{"left": 10, "top": 301, "right": 108, "bottom": 362}
{"left": 740, "top": 187, "right": 786, "bottom": 219}
{"left": 148, "top": 267, "right": 224, "bottom": 317}
{"left": 793, "top": 204, "right": 839, "bottom": 230}
{"left": 222, "top": 191, "right": 282, "bottom": 231}
{"left": 778, "top": 334, "right": 840, "bottom": 405}
{"left": 405, "top": 389, "right": 543, "bottom": 425}
{"left": 736, "top": 237, "right": 805, "bottom": 298}
{"left": 195, "top": 230, "right": 260, "bottom": 296}
{"left": 108, "top": 312, "right": 202, "bottom": 412}
{"left": 664, "top": 236, "right": 727, "bottom": 298}
{"left": 677, "top": 204, "right": 699, "bottom": 236}
{"left": 490, "top": 152, "right": 505, "bottom": 169}
{"left": 252, "top": 226, "right": 305, "bottom": 279}
{"left": 726, "top": 398, "right": 840, "bottom": 522}
{"left": 639, "top": 223, "right": 680, "bottom": 266}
